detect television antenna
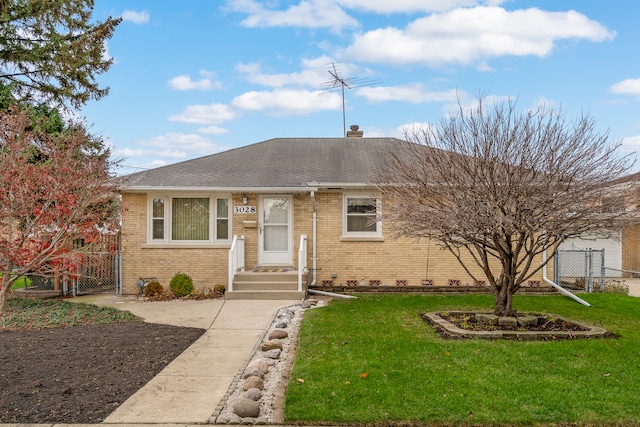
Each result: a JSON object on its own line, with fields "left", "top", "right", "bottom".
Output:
{"left": 320, "top": 62, "right": 381, "bottom": 136}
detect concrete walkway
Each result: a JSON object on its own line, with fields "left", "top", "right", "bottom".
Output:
{"left": 65, "top": 295, "right": 300, "bottom": 425}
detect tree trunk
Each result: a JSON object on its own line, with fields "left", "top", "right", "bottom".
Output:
{"left": 0, "top": 274, "right": 10, "bottom": 314}
{"left": 493, "top": 280, "right": 516, "bottom": 317}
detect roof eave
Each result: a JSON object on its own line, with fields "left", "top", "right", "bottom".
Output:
{"left": 122, "top": 186, "right": 320, "bottom": 193}
{"left": 306, "top": 182, "right": 373, "bottom": 189}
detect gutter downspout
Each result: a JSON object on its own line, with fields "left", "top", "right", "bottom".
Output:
{"left": 543, "top": 246, "right": 591, "bottom": 307}
{"left": 309, "top": 288, "right": 357, "bottom": 299}
{"left": 311, "top": 191, "right": 317, "bottom": 286}
{"left": 306, "top": 191, "right": 356, "bottom": 300}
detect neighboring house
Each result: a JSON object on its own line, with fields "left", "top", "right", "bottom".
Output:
{"left": 557, "top": 172, "right": 640, "bottom": 280}
{"left": 119, "top": 129, "right": 546, "bottom": 298}
{"left": 559, "top": 234, "right": 622, "bottom": 278}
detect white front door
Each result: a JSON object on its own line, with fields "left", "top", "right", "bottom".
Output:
{"left": 259, "top": 195, "right": 292, "bottom": 265}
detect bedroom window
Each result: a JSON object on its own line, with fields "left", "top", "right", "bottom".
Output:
{"left": 216, "top": 198, "right": 229, "bottom": 240}
{"left": 151, "top": 198, "right": 165, "bottom": 240}
{"left": 343, "top": 194, "right": 381, "bottom": 237}
{"left": 148, "top": 195, "right": 230, "bottom": 243}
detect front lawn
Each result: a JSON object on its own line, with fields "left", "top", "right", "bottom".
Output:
{"left": 285, "top": 293, "right": 640, "bottom": 426}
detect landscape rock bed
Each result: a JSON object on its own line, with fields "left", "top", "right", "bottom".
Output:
{"left": 212, "top": 298, "right": 323, "bottom": 424}
{"left": 423, "top": 311, "right": 609, "bottom": 340}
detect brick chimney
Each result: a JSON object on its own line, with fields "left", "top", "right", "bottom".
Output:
{"left": 346, "top": 124, "right": 363, "bottom": 138}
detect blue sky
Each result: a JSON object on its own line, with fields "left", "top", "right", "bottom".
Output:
{"left": 81, "top": 1, "right": 640, "bottom": 174}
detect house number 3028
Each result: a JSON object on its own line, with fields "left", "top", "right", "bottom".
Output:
{"left": 234, "top": 206, "right": 256, "bottom": 214}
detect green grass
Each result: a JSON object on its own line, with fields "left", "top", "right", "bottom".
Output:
{"left": 285, "top": 293, "right": 640, "bottom": 426}
{"left": 0, "top": 273, "right": 34, "bottom": 290}
{"left": 0, "top": 296, "right": 142, "bottom": 330}
{"left": 9, "top": 275, "right": 33, "bottom": 290}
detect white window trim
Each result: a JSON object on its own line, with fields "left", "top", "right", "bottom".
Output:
{"left": 146, "top": 193, "right": 231, "bottom": 245}
{"left": 341, "top": 193, "right": 383, "bottom": 241}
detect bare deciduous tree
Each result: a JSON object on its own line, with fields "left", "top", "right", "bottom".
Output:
{"left": 378, "top": 97, "right": 636, "bottom": 316}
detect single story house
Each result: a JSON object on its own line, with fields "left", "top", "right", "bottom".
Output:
{"left": 119, "top": 129, "right": 548, "bottom": 299}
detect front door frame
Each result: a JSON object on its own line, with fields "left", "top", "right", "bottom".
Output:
{"left": 258, "top": 194, "right": 293, "bottom": 266}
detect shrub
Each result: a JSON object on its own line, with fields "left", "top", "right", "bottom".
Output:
{"left": 144, "top": 281, "right": 164, "bottom": 298}
{"left": 214, "top": 283, "right": 226, "bottom": 296}
{"left": 604, "top": 280, "right": 629, "bottom": 295}
{"left": 169, "top": 272, "right": 194, "bottom": 297}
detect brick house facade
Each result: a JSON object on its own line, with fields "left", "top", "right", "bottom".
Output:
{"left": 119, "top": 135, "right": 547, "bottom": 296}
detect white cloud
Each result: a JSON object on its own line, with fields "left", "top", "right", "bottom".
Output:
{"left": 226, "top": 0, "right": 359, "bottom": 31}
{"left": 356, "top": 84, "right": 460, "bottom": 104}
{"left": 112, "top": 146, "right": 146, "bottom": 159}
{"left": 169, "top": 103, "right": 236, "bottom": 124}
{"left": 121, "top": 10, "right": 150, "bottom": 24}
{"left": 530, "top": 96, "right": 559, "bottom": 112}
{"left": 102, "top": 41, "right": 113, "bottom": 63}
{"left": 225, "top": 0, "right": 507, "bottom": 21}
{"left": 139, "top": 133, "right": 228, "bottom": 156}
{"left": 398, "top": 121, "right": 435, "bottom": 140}
{"left": 237, "top": 61, "right": 330, "bottom": 88}
{"left": 621, "top": 135, "right": 640, "bottom": 153}
{"left": 198, "top": 125, "right": 229, "bottom": 135}
{"left": 236, "top": 56, "right": 358, "bottom": 89}
{"left": 231, "top": 89, "right": 342, "bottom": 116}
{"left": 336, "top": 0, "right": 504, "bottom": 13}
{"left": 342, "top": 7, "right": 616, "bottom": 67}
{"left": 168, "top": 73, "right": 220, "bottom": 91}
{"left": 611, "top": 78, "right": 640, "bottom": 97}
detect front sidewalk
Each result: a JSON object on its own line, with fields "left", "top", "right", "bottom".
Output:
{"left": 70, "top": 296, "right": 299, "bottom": 424}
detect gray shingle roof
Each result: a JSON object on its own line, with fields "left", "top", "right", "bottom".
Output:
{"left": 122, "top": 137, "right": 409, "bottom": 190}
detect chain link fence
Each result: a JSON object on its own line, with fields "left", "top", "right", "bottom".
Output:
{"left": 554, "top": 249, "right": 605, "bottom": 292}
{"left": 554, "top": 248, "right": 640, "bottom": 296}
{"left": 71, "top": 250, "right": 122, "bottom": 295}
{"left": 12, "top": 234, "right": 122, "bottom": 296}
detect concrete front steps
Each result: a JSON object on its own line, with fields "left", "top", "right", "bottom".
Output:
{"left": 226, "top": 269, "right": 307, "bottom": 300}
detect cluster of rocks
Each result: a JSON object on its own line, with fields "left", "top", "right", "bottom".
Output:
{"left": 475, "top": 313, "right": 538, "bottom": 327}
{"left": 212, "top": 298, "right": 320, "bottom": 424}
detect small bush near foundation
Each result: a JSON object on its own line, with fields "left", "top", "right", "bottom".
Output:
{"left": 214, "top": 283, "right": 226, "bottom": 296}
{"left": 169, "top": 272, "right": 194, "bottom": 297}
{"left": 143, "top": 281, "right": 164, "bottom": 297}
{"left": 604, "top": 280, "right": 629, "bottom": 295}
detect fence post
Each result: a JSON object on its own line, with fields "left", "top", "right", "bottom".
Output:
{"left": 585, "top": 249, "right": 591, "bottom": 292}
{"left": 600, "top": 248, "right": 606, "bottom": 292}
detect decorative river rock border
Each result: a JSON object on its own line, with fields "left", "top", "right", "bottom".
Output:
{"left": 211, "top": 298, "right": 321, "bottom": 424}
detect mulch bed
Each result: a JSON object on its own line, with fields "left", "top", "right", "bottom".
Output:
{"left": 0, "top": 322, "right": 205, "bottom": 424}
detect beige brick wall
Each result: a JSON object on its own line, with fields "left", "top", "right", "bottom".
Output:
{"left": 120, "top": 190, "right": 546, "bottom": 294}
{"left": 120, "top": 193, "right": 229, "bottom": 294}
{"left": 312, "top": 192, "right": 498, "bottom": 286}
{"left": 622, "top": 224, "right": 640, "bottom": 274}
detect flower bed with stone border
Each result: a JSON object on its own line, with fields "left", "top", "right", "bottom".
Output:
{"left": 422, "top": 311, "right": 609, "bottom": 340}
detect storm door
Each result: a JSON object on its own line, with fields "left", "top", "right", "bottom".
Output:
{"left": 258, "top": 195, "right": 292, "bottom": 265}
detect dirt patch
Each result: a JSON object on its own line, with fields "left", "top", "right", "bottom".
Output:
{"left": 0, "top": 322, "right": 204, "bottom": 424}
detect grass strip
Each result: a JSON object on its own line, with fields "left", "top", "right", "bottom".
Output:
{"left": 0, "top": 296, "right": 141, "bottom": 330}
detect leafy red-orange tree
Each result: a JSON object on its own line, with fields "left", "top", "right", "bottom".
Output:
{"left": 0, "top": 106, "right": 120, "bottom": 313}
{"left": 379, "top": 97, "right": 636, "bottom": 316}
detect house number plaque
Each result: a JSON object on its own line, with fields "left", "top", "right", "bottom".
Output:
{"left": 234, "top": 206, "right": 256, "bottom": 214}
